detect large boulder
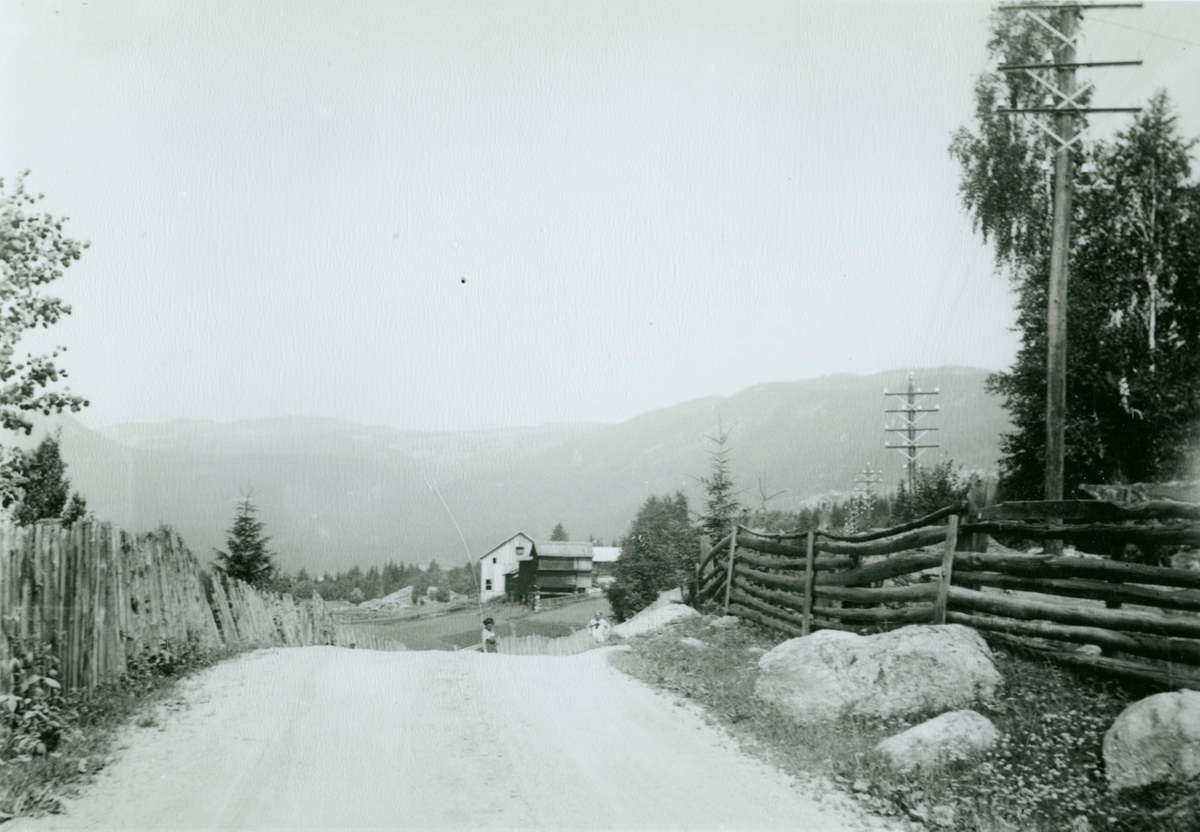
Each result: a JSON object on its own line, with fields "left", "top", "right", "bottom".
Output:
{"left": 1103, "top": 690, "right": 1200, "bottom": 790}
{"left": 754, "top": 625, "right": 1001, "bottom": 723}
{"left": 875, "top": 710, "right": 999, "bottom": 772}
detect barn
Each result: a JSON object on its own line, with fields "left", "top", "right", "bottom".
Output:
{"left": 478, "top": 532, "right": 535, "bottom": 602}
{"left": 479, "top": 536, "right": 595, "bottom": 602}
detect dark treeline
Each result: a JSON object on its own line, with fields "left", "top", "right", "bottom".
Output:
{"left": 744, "top": 462, "right": 983, "bottom": 535}
{"left": 272, "top": 560, "right": 478, "bottom": 604}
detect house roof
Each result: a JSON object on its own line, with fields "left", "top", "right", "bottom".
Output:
{"left": 591, "top": 546, "right": 621, "bottom": 563}
{"left": 478, "top": 531, "right": 534, "bottom": 561}
{"left": 533, "top": 541, "right": 593, "bottom": 559}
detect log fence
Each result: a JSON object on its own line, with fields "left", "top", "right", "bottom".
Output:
{"left": 687, "top": 498, "right": 1200, "bottom": 690}
{"left": 0, "top": 519, "right": 344, "bottom": 694}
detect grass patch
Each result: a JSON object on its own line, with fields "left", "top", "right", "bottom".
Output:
{"left": 610, "top": 616, "right": 1200, "bottom": 832}
{"left": 0, "top": 640, "right": 249, "bottom": 821}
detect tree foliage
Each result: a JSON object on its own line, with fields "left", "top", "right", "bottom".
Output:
{"left": 9, "top": 435, "right": 87, "bottom": 526}
{"left": 697, "top": 428, "right": 740, "bottom": 540}
{"left": 952, "top": 10, "right": 1200, "bottom": 498}
{"left": 606, "top": 492, "right": 697, "bottom": 622}
{"left": 892, "top": 462, "right": 977, "bottom": 523}
{"left": 214, "top": 496, "right": 275, "bottom": 588}
{"left": 550, "top": 523, "right": 568, "bottom": 541}
{"left": 0, "top": 174, "right": 89, "bottom": 507}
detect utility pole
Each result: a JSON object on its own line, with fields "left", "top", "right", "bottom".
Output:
{"left": 885, "top": 374, "right": 939, "bottom": 492}
{"left": 853, "top": 463, "right": 883, "bottom": 530}
{"left": 996, "top": 2, "right": 1141, "bottom": 507}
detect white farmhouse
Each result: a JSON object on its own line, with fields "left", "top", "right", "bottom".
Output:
{"left": 478, "top": 532, "right": 535, "bottom": 602}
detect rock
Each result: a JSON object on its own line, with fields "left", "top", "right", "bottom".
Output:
{"left": 852, "top": 779, "right": 870, "bottom": 792}
{"left": 709, "top": 615, "right": 740, "bottom": 630}
{"left": 645, "top": 587, "right": 684, "bottom": 611}
{"left": 1075, "top": 644, "right": 1103, "bottom": 656}
{"left": 679, "top": 637, "right": 707, "bottom": 650}
{"left": 611, "top": 603, "right": 699, "bottom": 639}
{"left": 1103, "top": 689, "right": 1200, "bottom": 790}
{"left": 930, "top": 805, "right": 956, "bottom": 828}
{"left": 875, "top": 710, "right": 999, "bottom": 772}
{"left": 747, "top": 646, "right": 767, "bottom": 655}
{"left": 358, "top": 586, "right": 414, "bottom": 612}
{"left": 754, "top": 625, "right": 1001, "bottom": 723}
{"left": 1068, "top": 815, "right": 1092, "bottom": 832}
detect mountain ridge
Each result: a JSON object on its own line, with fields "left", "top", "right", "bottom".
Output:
{"left": 41, "top": 366, "right": 1007, "bottom": 575}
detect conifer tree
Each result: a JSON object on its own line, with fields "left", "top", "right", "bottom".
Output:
{"left": 11, "top": 435, "right": 87, "bottom": 525}
{"left": 215, "top": 495, "right": 275, "bottom": 587}
{"left": 698, "top": 427, "right": 740, "bottom": 540}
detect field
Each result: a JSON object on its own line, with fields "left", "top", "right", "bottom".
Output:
{"left": 340, "top": 596, "right": 612, "bottom": 651}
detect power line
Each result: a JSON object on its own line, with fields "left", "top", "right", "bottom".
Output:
{"left": 995, "top": 3, "right": 1140, "bottom": 549}
{"left": 1088, "top": 15, "right": 1200, "bottom": 49}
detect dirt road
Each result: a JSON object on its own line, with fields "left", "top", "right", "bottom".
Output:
{"left": 14, "top": 646, "right": 890, "bottom": 829}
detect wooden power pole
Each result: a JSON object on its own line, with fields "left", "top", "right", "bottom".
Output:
{"left": 1044, "top": 5, "right": 1078, "bottom": 506}
{"left": 996, "top": 2, "right": 1141, "bottom": 509}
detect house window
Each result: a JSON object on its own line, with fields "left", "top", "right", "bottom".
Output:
{"left": 485, "top": 579, "right": 493, "bottom": 590}
{"left": 492, "top": 557, "right": 497, "bottom": 564}
{"left": 516, "top": 546, "right": 525, "bottom": 558}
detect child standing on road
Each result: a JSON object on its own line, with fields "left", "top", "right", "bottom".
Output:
{"left": 481, "top": 617, "right": 498, "bottom": 653}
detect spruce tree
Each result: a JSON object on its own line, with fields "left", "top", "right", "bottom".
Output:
{"left": 11, "top": 435, "right": 87, "bottom": 525}
{"left": 550, "top": 523, "right": 568, "bottom": 541}
{"left": 698, "top": 428, "right": 740, "bottom": 540}
{"left": 215, "top": 496, "right": 275, "bottom": 587}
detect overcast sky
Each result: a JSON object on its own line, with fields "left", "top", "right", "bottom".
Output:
{"left": 2, "top": 0, "right": 1198, "bottom": 433}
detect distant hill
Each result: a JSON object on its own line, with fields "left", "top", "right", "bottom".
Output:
{"left": 39, "top": 366, "right": 1007, "bottom": 575}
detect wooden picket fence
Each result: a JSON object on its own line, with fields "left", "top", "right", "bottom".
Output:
{"left": 333, "top": 625, "right": 407, "bottom": 652}
{"left": 691, "top": 499, "right": 1200, "bottom": 690}
{"left": 0, "top": 519, "right": 341, "bottom": 694}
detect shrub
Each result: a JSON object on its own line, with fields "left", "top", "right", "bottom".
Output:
{"left": 892, "top": 461, "right": 977, "bottom": 523}
{"left": 0, "top": 639, "right": 74, "bottom": 757}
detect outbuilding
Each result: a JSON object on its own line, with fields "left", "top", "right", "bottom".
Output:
{"left": 478, "top": 532, "right": 535, "bottom": 602}
{"left": 590, "top": 546, "right": 621, "bottom": 586}
{"left": 479, "top": 536, "right": 596, "bottom": 602}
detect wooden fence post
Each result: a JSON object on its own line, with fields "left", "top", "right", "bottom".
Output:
{"left": 723, "top": 525, "right": 738, "bottom": 614}
{"left": 802, "top": 530, "right": 815, "bottom": 636}
{"left": 696, "top": 535, "right": 710, "bottom": 605}
{"left": 933, "top": 514, "right": 960, "bottom": 625}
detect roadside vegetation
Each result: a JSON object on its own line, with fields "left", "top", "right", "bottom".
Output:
{"left": 606, "top": 455, "right": 980, "bottom": 623}
{"left": 611, "top": 615, "right": 1200, "bottom": 832}
{"left": 0, "top": 637, "right": 244, "bottom": 820}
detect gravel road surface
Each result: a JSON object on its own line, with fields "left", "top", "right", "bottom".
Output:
{"left": 13, "top": 646, "right": 891, "bottom": 830}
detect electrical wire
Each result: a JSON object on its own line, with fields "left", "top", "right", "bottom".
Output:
{"left": 1088, "top": 16, "right": 1200, "bottom": 49}
{"left": 423, "top": 473, "right": 484, "bottom": 619}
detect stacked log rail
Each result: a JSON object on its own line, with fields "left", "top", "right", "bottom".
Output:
{"left": 696, "top": 499, "right": 1200, "bottom": 691}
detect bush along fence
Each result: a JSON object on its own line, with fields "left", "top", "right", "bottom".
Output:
{"left": 0, "top": 519, "right": 340, "bottom": 694}
{"left": 688, "top": 499, "right": 1200, "bottom": 691}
